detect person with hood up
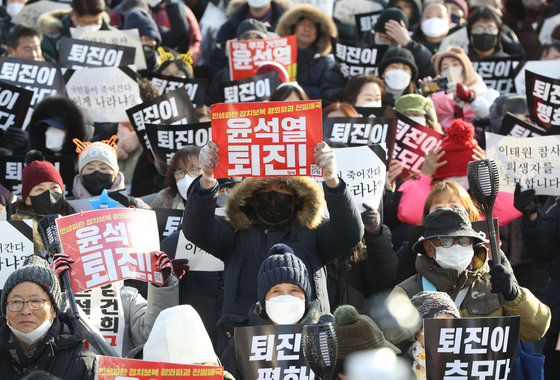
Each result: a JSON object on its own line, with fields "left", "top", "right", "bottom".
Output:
{"left": 122, "top": 7, "right": 163, "bottom": 71}
{"left": 388, "top": 0, "right": 422, "bottom": 33}
{"left": 183, "top": 140, "right": 364, "bottom": 353}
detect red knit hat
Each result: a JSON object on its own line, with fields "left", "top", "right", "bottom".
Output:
{"left": 255, "top": 61, "right": 289, "bottom": 83}
{"left": 21, "top": 160, "right": 64, "bottom": 200}
{"left": 434, "top": 119, "right": 478, "bottom": 179}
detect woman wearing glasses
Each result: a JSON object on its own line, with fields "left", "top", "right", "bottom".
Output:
{"left": 0, "top": 265, "right": 96, "bottom": 379}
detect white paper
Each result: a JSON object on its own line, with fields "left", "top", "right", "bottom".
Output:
{"left": 514, "top": 59, "right": 560, "bottom": 95}
{"left": 333, "top": 0, "right": 383, "bottom": 24}
{"left": 176, "top": 231, "right": 224, "bottom": 272}
{"left": 12, "top": 1, "right": 70, "bottom": 29}
{"left": 0, "top": 220, "right": 34, "bottom": 289}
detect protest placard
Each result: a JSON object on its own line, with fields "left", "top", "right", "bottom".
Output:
{"left": 0, "top": 220, "right": 34, "bottom": 289}
{"left": 525, "top": 70, "right": 560, "bottom": 130}
{"left": 513, "top": 60, "right": 560, "bottom": 95}
{"left": 11, "top": 1, "right": 71, "bottom": 29}
{"left": 176, "top": 231, "right": 224, "bottom": 272}
{"left": 0, "top": 57, "right": 65, "bottom": 107}
{"left": 538, "top": 13, "right": 560, "bottom": 45}
{"left": 424, "top": 316, "right": 520, "bottom": 380}
{"left": 332, "top": 38, "right": 388, "bottom": 78}
{"left": 211, "top": 101, "right": 323, "bottom": 178}
{"left": 0, "top": 81, "right": 32, "bottom": 130}
{"left": 55, "top": 208, "right": 162, "bottom": 293}
{"left": 235, "top": 324, "right": 316, "bottom": 380}
{"left": 438, "top": 26, "right": 469, "bottom": 53}
{"left": 323, "top": 116, "right": 396, "bottom": 148}
{"left": 290, "top": 0, "right": 334, "bottom": 16}
{"left": 97, "top": 356, "right": 223, "bottom": 379}
{"left": 58, "top": 37, "right": 136, "bottom": 69}
{"left": 154, "top": 208, "right": 183, "bottom": 242}
{"left": 333, "top": 0, "right": 383, "bottom": 24}
{"left": 485, "top": 132, "right": 560, "bottom": 195}
{"left": 221, "top": 71, "right": 281, "bottom": 103}
{"left": 228, "top": 35, "right": 297, "bottom": 81}
{"left": 354, "top": 104, "right": 396, "bottom": 119}
{"left": 139, "top": 70, "right": 208, "bottom": 108}
{"left": 497, "top": 112, "right": 546, "bottom": 137}
{"left": 354, "top": 11, "right": 382, "bottom": 39}
{"left": 471, "top": 57, "right": 521, "bottom": 95}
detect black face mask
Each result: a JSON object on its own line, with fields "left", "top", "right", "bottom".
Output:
{"left": 253, "top": 191, "right": 294, "bottom": 225}
{"left": 472, "top": 33, "right": 497, "bottom": 52}
{"left": 82, "top": 171, "right": 114, "bottom": 195}
{"left": 29, "top": 189, "right": 63, "bottom": 215}
{"left": 143, "top": 44, "right": 156, "bottom": 59}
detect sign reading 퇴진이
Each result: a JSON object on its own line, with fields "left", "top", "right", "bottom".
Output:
{"left": 235, "top": 324, "right": 316, "bottom": 380}
{"left": 140, "top": 70, "right": 208, "bottom": 108}
{"left": 0, "top": 57, "right": 65, "bottom": 106}
{"left": 323, "top": 116, "right": 395, "bottom": 147}
{"left": 497, "top": 112, "right": 546, "bottom": 138}
{"left": 176, "top": 231, "right": 224, "bottom": 272}
{"left": 97, "top": 356, "right": 224, "bottom": 379}
{"left": 0, "top": 220, "right": 34, "bottom": 289}
{"left": 55, "top": 208, "right": 162, "bottom": 293}
{"left": 525, "top": 70, "right": 560, "bottom": 130}
{"left": 145, "top": 121, "right": 211, "bottom": 165}
{"left": 485, "top": 132, "right": 560, "bottom": 195}
{"left": 471, "top": 57, "right": 520, "bottom": 95}
{"left": 0, "top": 81, "right": 32, "bottom": 131}
{"left": 393, "top": 113, "right": 444, "bottom": 179}
{"left": 64, "top": 66, "right": 140, "bottom": 123}
{"left": 228, "top": 35, "right": 297, "bottom": 81}
{"left": 58, "top": 37, "right": 135, "bottom": 69}
{"left": 211, "top": 101, "right": 323, "bottom": 178}
{"left": 424, "top": 316, "right": 520, "bottom": 380}
{"left": 354, "top": 11, "right": 383, "bottom": 39}
{"left": 221, "top": 71, "right": 281, "bottom": 103}
{"left": 332, "top": 38, "right": 388, "bottom": 79}
{"left": 154, "top": 208, "right": 183, "bottom": 242}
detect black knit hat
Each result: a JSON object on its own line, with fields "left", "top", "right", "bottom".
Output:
{"left": 374, "top": 7, "right": 409, "bottom": 33}
{"left": 123, "top": 9, "right": 162, "bottom": 43}
{"left": 2, "top": 265, "right": 64, "bottom": 315}
{"left": 237, "top": 19, "right": 268, "bottom": 39}
{"left": 257, "top": 244, "right": 312, "bottom": 307}
{"left": 378, "top": 46, "right": 418, "bottom": 82}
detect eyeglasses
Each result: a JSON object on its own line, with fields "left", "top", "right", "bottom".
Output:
{"left": 472, "top": 25, "right": 498, "bottom": 35}
{"left": 7, "top": 299, "right": 50, "bottom": 312}
{"left": 173, "top": 168, "right": 202, "bottom": 179}
{"left": 430, "top": 236, "right": 473, "bottom": 248}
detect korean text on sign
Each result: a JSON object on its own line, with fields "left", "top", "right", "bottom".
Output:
{"left": 525, "top": 70, "right": 560, "bottom": 130}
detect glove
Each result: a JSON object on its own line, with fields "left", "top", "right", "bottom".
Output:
{"left": 488, "top": 261, "right": 518, "bottom": 301}
{"left": 313, "top": 141, "right": 338, "bottom": 181}
{"left": 154, "top": 251, "right": 173, "bottom": 284}
{"left": 171, "top": 258, "right": 189, "bottom": 280}
{"left": 199, "top": 141, "right": 219, "bottom": 179}
{"left": 455, "top": 83, "right": 476, "bottom": 103}
{"left": 514, "top": 183, "right": 538, "bottom": 216}
{"left": 2, "top": 127, "right": 28, "bottom": 152}
{"left": 52, "top": 253, "right": 75, "bottom": 280}
{"left": 361, "top": 203, "right": 380, "bottom": 235}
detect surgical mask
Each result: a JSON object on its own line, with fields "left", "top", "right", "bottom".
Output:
{"left": 29, "top": 189, "right": 63, "bottom": 215}
{"left": 421, "top": 17, "right": 449, "bottom": 38}
{"left": 8, "top": 318, "right": 53, "bottom": 345}
{"left": 253, "top": 191, "right": 294, "bottom": 224}
{"left": 176, "top": 175, "right": 196, "bottom": 200}
{"left": 265, "top": 295, "right": 305, "bottom": 325}
{"left": 82, "top": 171, "right": 114, "bottom": 195}
{"left": 359, "top": 101, "right": 382, "bottom": 108}
{"left": 247, "top": 0, "right": 269, "bottom": 8}
{"left": 75, "top": 24, "right": 102, "bottom": 34}
{"left": 45, "top": 127, "right": 66, "bottom": 152}
{"left": 408, "top": 116, "right": 426, "bottom": 126}
{"left": 216, "top": 192, "right": 229, "bottom": 208}
{"left": 384, "top": 69, "right": 411, "bottom": 91}
{"left": 6, "top": 2, "right": 24, "bottom": 18}
{"left": 440, "top": 66, "right": 464, "bottom": 83}
{"left": 433, "top": 244, "right": 474, "bottom": 274}
{"left": 471, "top": 33, "right": 497, "bottom": 52}
{"left": 374, "top": 33, "right": 390, "bottom": 45}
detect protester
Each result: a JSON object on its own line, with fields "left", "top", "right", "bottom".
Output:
{"left": 535, "top": 42, "right": 560, "bottom": 60}
{"left": 156, "top": 56, "right": 194, "bottom": 79}
{"left": 322, "top": 102, "right": 359, "bottom": 118}
{"left": 444, "top": 0, "right": 468, "bottom": 26}
{"left": 122, "top": 8, "right": 163, "bottom": 70}
{"left": 377, "top": 47, "right": 418, "bottom": 106}
{"left": 388, "top": 0, "right": 422, "bottom": 33}
{"left": 413, "top": 3, "right": 452, "bottom": 56}
{"left": 7, "top": 24, "right": 43, "bottom": 61}
{"left": 0, "top": 184, "right": 14, "bottom": 220}
{"left": 343, "top": 75, "right": 384, "bottom": 108}
{"left": 269, "top": 81, "right": 309, "bottom": 101}
{"left": 394, "top": 94, "right": 441, "bottom": 132}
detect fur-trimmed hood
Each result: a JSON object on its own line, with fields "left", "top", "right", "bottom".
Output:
{"left": 225, "top": 176, "right": 326, "bottom": 231}
{"left": 38, "top": 9, "right": 70, "bottom": 35}
{"left": 226, "top": 0, "right": 293, "bottom": 18}
{"left": 275, "top": 4, "right": 337, "bottom": 57}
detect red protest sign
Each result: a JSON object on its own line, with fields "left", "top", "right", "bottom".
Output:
{"left": 97, "top": 356, "right": 223, "bottom": 379}
{"left": 211, "top": 101, "right": 323, "bottom": 178}
{"left": 55, "top": 209, "right": 162, "bottom": 293}
{"left": 228, "top": 35, "right": 297, "bottom": 81}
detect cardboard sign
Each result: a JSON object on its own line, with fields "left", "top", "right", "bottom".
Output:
{"left": 471, "top": 57, "right": 521, "bottom": 95}
{"left": 228, "top": 35, "right": 297, "bottom": 81}
{"left": 0, "top": 57, "right": 65, "bottom": 107}
{"left": 354, "top": 11, "right": 383, "bottom": 39}
{"left": 221, "top": 71, "right": 281, "bottom": 103}
{"left": 235, "top": 324, "right": 316, "bottom": 380}
{"left": 438, "top": 26, "right": 469, "bottom": 53}
{"left": 332, "top": 0, "right": 383, "bottom": 24}
{"left": 154, "top": 208, "right": 183, "bottom": 242}
{"left": 0, "top": 220, "right": 34, "bottom": 289}
{"left": 525, "top": 70, "right": 560, "bottom": 130}
{"left": 0, "top": 81, "right": 32, "bottom": 131}
{"left": 11, "top": 1, "right": 71, "bottom": 29}
{"left": 97, "top": 356, "right": 223, "bottom": 379}
{"left": 145, "top": 121, "right": 211, "bottom": 165}
{"left": 211, "top": 101, "right": 323, "bottom": 178}
{"left": 497, "top": 112, "right": 546, "bottom": 137}
{"left": 55, "top": 208, "right": 162, "bottom": 293}
{"left": 64, "top": 66, "right": 140, "bottom": 123}
{"left": 176, "top": 231, "right": 224, "bottom": 272}
{"left": 513, "top": 60, "right": 560, "bottom": 95}
{"left": 485, "top": 132, "right": 560, "bottom": 195}
{"left": 332, "top": 38, "right": 388, "bottom": 78}
{"left": 58, "top": 37, "right": 136, "bottom": 69}
{"left": 140, "top": 70, "right": 208, "bottom": 108}
{"left": 425, "top": 316, "right": 520, "bottom": 380}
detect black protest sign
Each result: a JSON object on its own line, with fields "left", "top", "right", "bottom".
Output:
{"left": 425, "top": 316, "right": 520, "bottom": 380}
{"left": 354, "top": 11, "right": 382, "bottom": 39}
{"left": 221, "top": 71, "right": 281, "bottom": 103}
{"left": 146, "top": 121, "right": 211, "bottom": 165}
{"left": 58, "top": 37, "right": 136, "bottom": 69}
{"left": 525, "top": 70, "right": 560, "bottom": 131}
{"left": 0, "top": 57, "right": 65, "bottom": 106}
{"left": 497, "top": 112, "right": 546, "bottom": 137}
{"left": 0, "top": 81, "right": 32, "bottom": 130}
{"left": 354, "top": 104, "right": 396, "bottom": 119}
{"left": 153, "top": 208, "right": 183, "bottom": 242}
{"left": 331, "top": 38, "right": 388, "bottom": 78}
{"left": 140, "top": 70, "right": 208, "bottom": 108}
{"left": 235, "top": 324, "right": 315, "bottom": 380}
{"left": 323, "top": 116, "right": 396, "bottom": 147}
{"left": 471, "top": 57, "right": 521, "bottom": 95}
{"left": 393, "top": 113, "right": 444, "bottom": 179}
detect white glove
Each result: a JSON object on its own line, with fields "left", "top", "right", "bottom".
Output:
{"left": 199, "top": 141, "right": 219, "bottom": 180}
{"left": 314, "top": 141, "right": 338, "bottom": 181}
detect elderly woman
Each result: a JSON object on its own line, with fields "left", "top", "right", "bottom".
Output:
{"left": 0, "top": 265, "right": 96, "bottom": 378}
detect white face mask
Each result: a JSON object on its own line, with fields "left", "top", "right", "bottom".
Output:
{"left": 384, "top": 69, "right": 411, "bottom": 91}
{"left": 176, "top": 175, "right": 196, "bottom": 200}
{"left": 433, "top": 244, "right": 474, "bottom": 273}
{"left": 8, "top": 318, "right": 53, "bottom": 345}
{"left": 421, "top": 17, "right": 449, "bottom": 38}
{"left": 440, "top": 66, "right": 464, "bottom": 83}
{"left": 408, "top": 116, "right": 426, "bottom": 126}
{"left": 45, "top": 127, "right": 66, "bottom": 152}
{"left": 359, "top": 101, "right": 382, "bottom": 108}
{"left": 6, "top": 2, "right": 24, "bottom": 18}
{"left": 247, "top": 0, "right": 269, "bottom": 8}
{"left": 265, "top": 295, "right": 305, "bottom": 325}
{"left": 374, "top": 33, "right": 390, "bottom": 45}
{"left": 75, "top": 24, "right": 101, "bottom": 34}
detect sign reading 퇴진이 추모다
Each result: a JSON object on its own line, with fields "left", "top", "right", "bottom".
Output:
{"left": 525, "top": 70, "right": 560, "bottom": 131}
{"left": 331, "top": 38, "right": 388, "bottom": 78}
{"left": 471, "top": 57, "right": 520, "bottom": 95}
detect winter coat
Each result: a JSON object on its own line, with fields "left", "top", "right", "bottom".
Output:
{"left": 151, "top": 188, "right": 185, "bottom": 209}
{"left": 0, "top": 313, "right": 96, "bottom": 379}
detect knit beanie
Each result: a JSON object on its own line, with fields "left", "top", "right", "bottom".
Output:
{"left": 378, "top": 46, "right": 418, "bottom": 82}
{"left": 21, "top": 160, "right": 64, "bottom": 201}
{"left": 432, "top": 46, "right": 477, "bottom": 87}
{"left": 434, "top": 118, "right": 478, "bottom": 179}
{"left": 334, "top": 305, "right": 400, "bottom": 361}
{"left": 411, "top": 291, "right": 460, "bottom": 322}
{"left": 394, "top": 94, "right": 437, "bottom": 123}
{"left": 77, "top": 141, "right": 119, "bottom": 175}
{"left": 237, "top": 18, "right": 268, "bottom": 39}
{"left": 374, "top": 7, "right": 409, "bottom": 33}
{"left": 2, "top": 265, "right": 64, "bottom": 315}
{"left": 123, "top": 9, "right": 162, "bottom": 43}
{"left": 255, "top": 61, "right": 290, "bottom": 83}
{"left": 257, "top": 244, "right": 312, "bottom": 307}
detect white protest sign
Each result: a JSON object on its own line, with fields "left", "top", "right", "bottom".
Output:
{"left": 11, "top": 1, "right": 71, "bottom": 29}
{"left": 485, "top": 132, "right": 560, "bottom": 195}
{"left": 176, "top": 231, "right": 224, "bottom": 272}
{"left": 439, "top": 26, "right": 469, "bottom": 53}
{"left": 333, "top": 0, "right": 383, "bottom": 24}
{"left": 514, "top": 59, "right": 560, "bottom": 95}
{"left": 290, "top": 0, "right": 334, "bottom": 17}
{"left": 0, "top": 220, "right": 34, "bottom": 289}
{"left": 538, "top": 14, "right": 560, "bottom": 45}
